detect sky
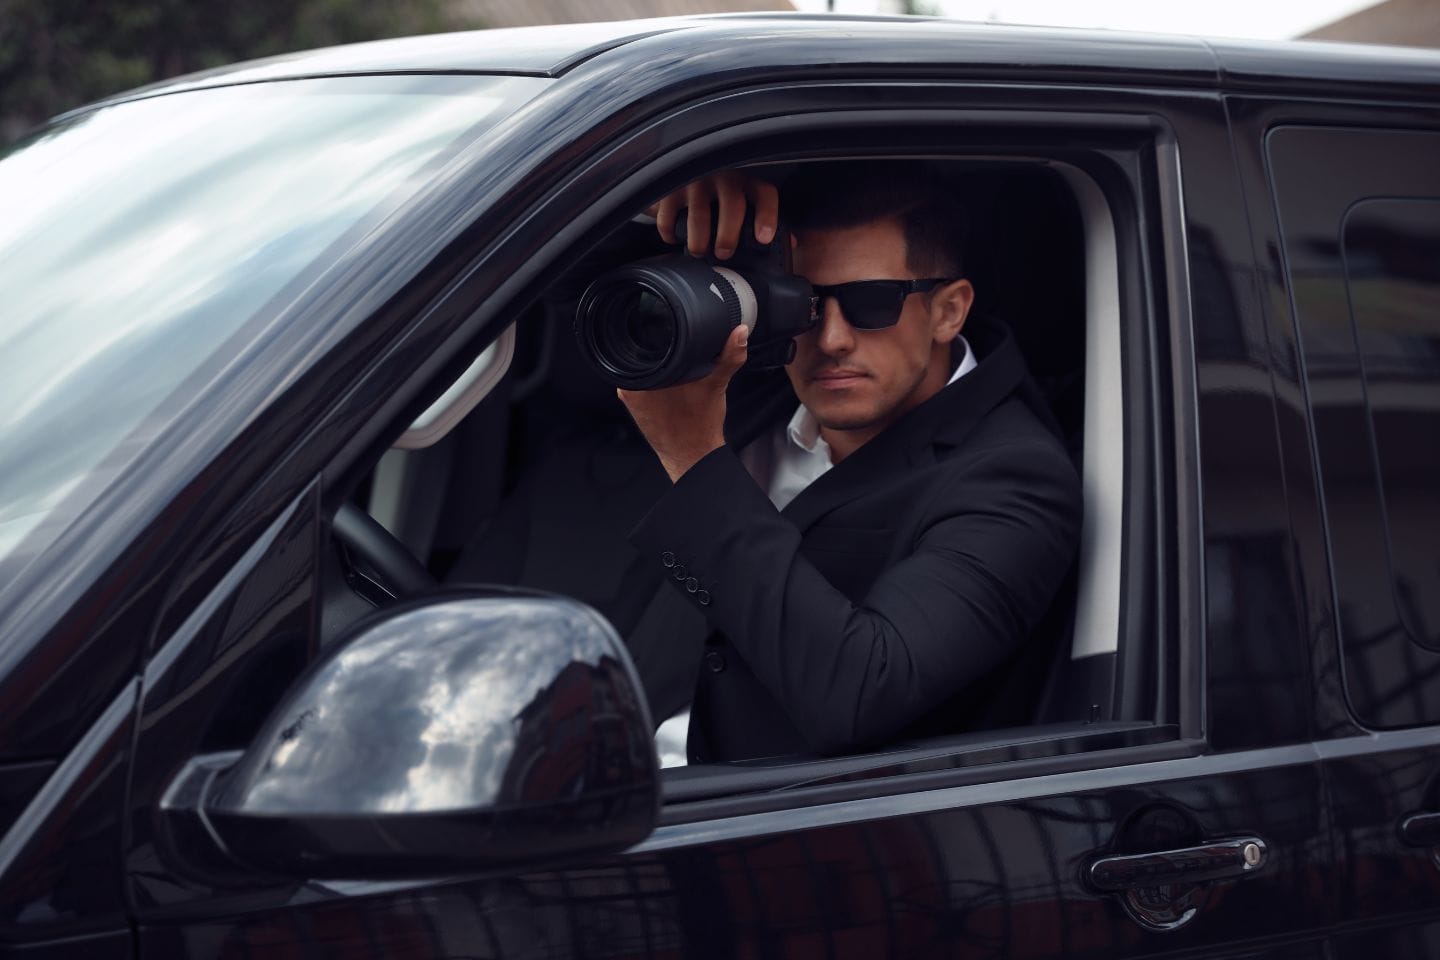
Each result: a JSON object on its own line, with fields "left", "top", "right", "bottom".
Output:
{"left": 789, "top": 0, "right": 1386, "bottom": 41}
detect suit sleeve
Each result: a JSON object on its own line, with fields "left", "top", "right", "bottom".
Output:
{"left": 630, "top": 438, "right": 1082, "bottom": 754}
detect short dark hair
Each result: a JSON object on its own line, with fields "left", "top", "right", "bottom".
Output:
{"left": 782, "top": 161, "right": 967, "bottom": 278}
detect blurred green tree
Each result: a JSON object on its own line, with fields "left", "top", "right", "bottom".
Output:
{"left": 0, "top": 0, "right": 464, "bottom": 143}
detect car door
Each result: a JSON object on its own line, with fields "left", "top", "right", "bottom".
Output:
{"left": 1229, "top": 79, "right": 1440, "bottom": 957}
{"left": 113, "top": 26, "right": 1340, "bottom": 960}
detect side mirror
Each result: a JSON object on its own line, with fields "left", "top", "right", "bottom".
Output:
{"left": 161, "top": 593, "right": 658, "bottom": 879}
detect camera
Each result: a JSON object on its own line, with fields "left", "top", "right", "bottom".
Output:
{"left": 574, "top": 209, "right": 818, "bottom": 390}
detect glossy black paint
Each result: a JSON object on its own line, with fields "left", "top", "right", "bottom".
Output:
{"left": 113, "top": 486, "right": 321, "bottom": 936}
{"left": 183, "top": 593, "right": 657, "bottom": 878}
{"left": 0, "top": 13, "right": 1434, "bottom": 959}
{"left": 0, "top": 763, "right": 54, "bottom": 832}
{"left": 141, "top": 759, "right": 1329, "bottom": 957}
{"left": 1225, "top": 93, "right": 1440, "bottom": 956}
{"left": 1399, "top": 811, "right": 1440, "bottom": 848}
{"left": 78, "top": 15, "right": 1440, "bottom": 113}
{"left": 661, "top": 722, "right": 1180, "bottom": 812}
{"left": 0, "top": 682, "right": 136, "bottom": 944}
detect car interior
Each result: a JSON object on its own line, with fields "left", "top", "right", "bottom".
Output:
{"left": 319, "top": 151, "right": 1152, "bottom": 806}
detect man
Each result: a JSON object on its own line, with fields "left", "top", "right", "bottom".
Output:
{"left": 620, "top": 162, "right": 1081, "bottom": 762}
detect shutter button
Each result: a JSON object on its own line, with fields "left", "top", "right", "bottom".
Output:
{"left": 705, "top": 651, "right": 726, "bottom": 673}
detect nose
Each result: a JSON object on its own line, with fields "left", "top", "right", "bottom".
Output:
{"left": 814, "top": 296, "right": 856, "bottom": 358}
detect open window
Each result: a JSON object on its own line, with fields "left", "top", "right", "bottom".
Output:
{"left": 322, "top": 114, "right": 1179, "bottom": 815}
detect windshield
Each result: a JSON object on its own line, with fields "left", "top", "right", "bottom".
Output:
{"left": 0, "top": 74, "right": 543, "bottom": 569}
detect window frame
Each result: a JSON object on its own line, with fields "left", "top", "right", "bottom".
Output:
{"left": 323, "top": 87, "right": 1201, "bottom": 819}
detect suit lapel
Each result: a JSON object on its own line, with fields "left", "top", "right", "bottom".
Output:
{"left": 778, "top": 319, "right": 1027, "bottom": 535}
{"left": 778, "top": 417, "right": 914, "bottom": 532}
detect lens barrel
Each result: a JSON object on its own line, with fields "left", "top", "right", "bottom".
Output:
{"left": 576, "top": 257, "right": 753, "bottom": 390}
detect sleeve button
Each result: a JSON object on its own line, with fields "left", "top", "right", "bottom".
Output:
{"left": 685, "top": 577, "right": 699, "bottom": 593}
{"left": 672, "top": 565, "right": 688, "bottom": 581}
{"left": 704, "top": 651, "right": 726, "bottom": 673}
{"left": 696, "top": 590, "right": 711, "bottom": 606}
{"left": 661, "top": 551, "right": 676, "bottom": 568}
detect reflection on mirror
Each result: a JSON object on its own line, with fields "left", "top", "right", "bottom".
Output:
{"left": 162, "top": 592, "right": 658, "bottom": 878}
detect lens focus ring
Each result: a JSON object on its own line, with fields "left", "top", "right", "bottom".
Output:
{"left": 575, "top": 256, "right": 754, "bottom": 390}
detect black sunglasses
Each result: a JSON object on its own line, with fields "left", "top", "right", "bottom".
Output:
{"left": 808, "top": 278, "right": 953, "bottom": 330}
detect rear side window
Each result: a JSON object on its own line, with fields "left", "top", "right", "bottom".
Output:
{"left": 1343, "top": 200, "right": 1440, "bottom": 650}
{"left": 1268, "top": 126, "right": 1440, "bottom": 728}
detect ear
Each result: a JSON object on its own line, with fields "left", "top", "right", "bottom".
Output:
{"left": 929, "top": 278, "right": 974, "bottom": 343}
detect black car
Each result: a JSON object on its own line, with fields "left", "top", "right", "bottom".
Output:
{"left": 2, "top": 14, "right": 1439, "bottom": 959}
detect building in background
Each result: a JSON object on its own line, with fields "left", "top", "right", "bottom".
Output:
{"left": 1301, "top": 0, "right": 1440, "bottom": 48}
{"left": 453, "top": 0, "right": 793, "bottom": 28}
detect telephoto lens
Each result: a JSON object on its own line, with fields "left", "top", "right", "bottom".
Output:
{"left": 576, "top": 205, "right": 815, "bottom": 390}
{"left": 575, "top": 257, "right": 758, "bottom": 390}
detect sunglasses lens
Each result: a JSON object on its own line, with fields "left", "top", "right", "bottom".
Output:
{"left": 837, "top": 282, "right": 905, "bottom": 329}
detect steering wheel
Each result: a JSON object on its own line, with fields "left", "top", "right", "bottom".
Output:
{"left": 332, "top": 502, "right": 436, "bottom": 602}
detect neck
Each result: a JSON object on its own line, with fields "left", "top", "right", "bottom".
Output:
{"left": 820, "top": 422, "right": 881, "bottom": 465}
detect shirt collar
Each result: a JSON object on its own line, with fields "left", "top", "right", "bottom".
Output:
{"left": 785, "top": 399, "right": 825, "bottom": 454}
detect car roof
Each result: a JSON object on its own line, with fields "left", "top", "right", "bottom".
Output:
{"left": 77, "top": 13, "right": 1440, "bottom": 114}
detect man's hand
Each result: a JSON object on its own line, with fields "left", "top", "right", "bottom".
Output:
{"left": 652, "top": 172, "right": 779, "bottom": 260}
{"left": 619, "top": 325, "right": 750, "bottom": 483}
{"left": 628, "top": 170, "right": 774, "bottom": 480}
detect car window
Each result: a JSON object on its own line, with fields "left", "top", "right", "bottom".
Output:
{"left": 1267, "top": 125, "right": 1440, "bottom": 728}
{"left": 1342, "top": 199, "right": 1440, "bottom": 649}
{"left": 0, "top": 73, "right": 544, "bottom": 575}
{"left": 414, "top": 153, "right": 1143, "bottom": 773}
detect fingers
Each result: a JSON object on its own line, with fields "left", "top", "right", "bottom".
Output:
{"left": 749, "top": 179, "right": 779, "bottom": 246}
{"left": 613, "top": 324, "right": 747, "bottom": 483}
{"left": 654, "top": 193, "right": 683, "bottom": 245}
{"left": 651, "top": 172, "right": 780, "bottom": 258}
{"left": 683, "top": 182, "right": 713, "bottom": 258}
{"left": 711, "top": 172, "right": 749, "bottom": 259}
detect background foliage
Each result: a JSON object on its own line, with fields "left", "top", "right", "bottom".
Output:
{"left": 0, "top": 0, "right": 465, "bottom": 143}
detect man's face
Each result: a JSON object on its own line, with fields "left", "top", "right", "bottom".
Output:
{"left": 788, "top": 217, "right": 972, "bottom": 449}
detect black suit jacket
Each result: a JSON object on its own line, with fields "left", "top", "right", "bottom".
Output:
{"left": 630, "top": 317, "right": 1082, "bottom": 761}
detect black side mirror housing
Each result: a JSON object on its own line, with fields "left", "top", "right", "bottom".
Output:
{"left": 161, "top": 592, "right": 658, "bottom": 879}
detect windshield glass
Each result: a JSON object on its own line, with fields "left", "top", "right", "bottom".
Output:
{"left": 0, "top": 74, "right": 543, "bottom": 569}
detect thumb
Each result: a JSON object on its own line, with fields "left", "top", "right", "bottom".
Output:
{"left": 716, "top": 323, "right": 749, "bottom": 378}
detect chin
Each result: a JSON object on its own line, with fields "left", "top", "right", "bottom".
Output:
{"left": 810, "top": 399, "right": 883, "bottom": 433}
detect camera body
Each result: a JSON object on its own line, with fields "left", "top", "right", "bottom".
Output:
{"left": 574, "top": 210, "right": 817, "bottom": 390}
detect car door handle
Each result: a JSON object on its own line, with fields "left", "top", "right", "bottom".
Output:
{"left": 1398, "top": 812, "right": 1440, "bottom": 846}
{"left": 1088, "top": 837, "right": 1269, "bottom": 892}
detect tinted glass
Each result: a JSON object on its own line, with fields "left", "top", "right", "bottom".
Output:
{"left": 1343, "top": 200, "right": 1440, "bottom": 654}
{"left": 0, "top": 74, "right": 544, "bottom": 569}
{"left": 1268, "top": 126, "right": 1440, "bottom": 727}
